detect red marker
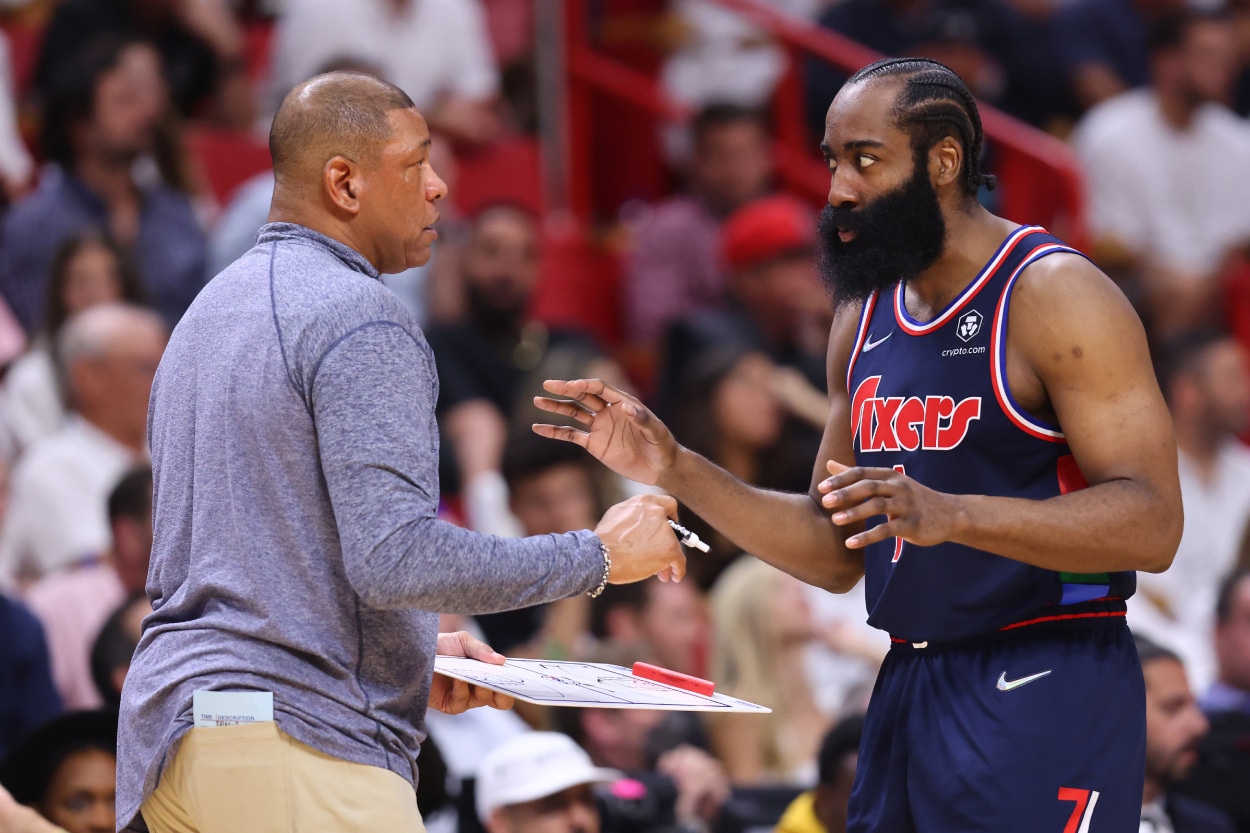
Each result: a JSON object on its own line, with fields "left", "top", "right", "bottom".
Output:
{"left": 631, "top": 662, "right": 716, "bottom": 696}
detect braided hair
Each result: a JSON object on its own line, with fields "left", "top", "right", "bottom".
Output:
{"left": 846, "top": 57, "right": 997, "bottom": 196}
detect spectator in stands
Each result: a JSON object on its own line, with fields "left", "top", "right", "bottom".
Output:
{"left": 808, "top": 0, "right": 1068, "bottom": 131}
{"left": 1206, "top": 568, "right": 1250, "bottom": 715}
{"left": 0, "top": 31, "right": 32, "bottom": 199}
{"left": 1131, "top": 331, "right": 1250, "bottom": 690}
{"left": 775, "top": 714, "right": 865, "bottom": 833}
{"left": 426, "top": 204, "right": 623, "bottom": 534}
{"left": 0, "top": 233, "right": 143, "bottom": 457}
{"left": 1177, "top": 568, "right": 1250, "bottom": 830}
{"left": 1071, "top": 10, "right": 1250, "bottom": 338}
{"left": 563, "top": 705, "right": 731, "bottom": 833}
{"left": 1235, "top": 0, "right": 1250, "bottom": 118}
{"left": 803, "top": 582, "right": 889, "bottom": 719}
{"left": 475, "top": 430, "right": 630, "bottom": 660}
{"left": 1135, "top": 634, "right": 1238, "bottom": 833}
{"left": 475, "top": 732, "right": 619, "bottom": 833}
{"left": 469, "top": 434, "right": 611, "bottom": 656}
{"left": 665, "top": 345, "right": 819, "bottom": 587}
{"left": 0, "top": 593, "right": 61, "bottom": 763}
{"left": 590, "top": 574, "right": 709, "bottom": 677}
{"left": 1053, "top": 0, "right": 1184, "bottom": 112}
{"left": 90, "top": 592, "right": 151, "bottom": 710}
{"left": 270, "top": 0, "right": 501, "bottom": 144}
{"left": 25, "top": 466, "right": 152, "bottom": 709}
{"left": 0, "top": 38, "right": 207, "bottom": 334}
{"left": 624, "top": 104, "right": 774, "bottom": 346}
{"left": 707, "top": 557, "right": 832, "bottom": 785}
{"left": 0, "top": 305, "right": 164, "bottom": 587}
{"left": 660, "top": 194, "right": 828, "bottom": 413}
{"left": 34, "top": 0, "right": 252, "bottom": 128}
{"left": 662, "top": 0, "right": 821, "bottom": 111}
{"left": 477, "top": 731, "right": 729, "bottom": 833}
{"left": 0, "top": 784, "right": 61, "bottom": 833}
{"left": 0, "top": 710, "right": 117, "bottom": 833}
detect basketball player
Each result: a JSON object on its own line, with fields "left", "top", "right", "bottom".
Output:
{"left": 534, "top": 58, "right": 1182, "bottom": 832}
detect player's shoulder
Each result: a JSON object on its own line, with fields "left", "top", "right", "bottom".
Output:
{"left": 1008, "top": 237, "right": 1148, "bottom": 365}
{"left": 1011, "top": 242, "right": 1130, "bottom": 320}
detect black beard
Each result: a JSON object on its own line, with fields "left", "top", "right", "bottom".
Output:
{"left": 817, "top": 158, "right": 947, "bottom": 307}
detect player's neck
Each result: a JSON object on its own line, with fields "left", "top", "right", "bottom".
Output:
{"left": 905, "top": 207, "right": 1014, "bottom": 317}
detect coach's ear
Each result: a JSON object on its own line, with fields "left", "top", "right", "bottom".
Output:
{"left": 323, "top": 155, "right": 363, "bottom": 216}
{"left": 932, "top": 136, "right": 962, "bottom": 189}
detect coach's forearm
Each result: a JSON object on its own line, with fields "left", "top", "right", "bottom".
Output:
{"left": 946, "top": 479, "right": 1181, "bottom": 574}
{"left": 661, "top": 448, "right": 863, "bottom": 592}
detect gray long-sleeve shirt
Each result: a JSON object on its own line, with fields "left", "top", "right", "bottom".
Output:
{"left": 116, "top": 223, "right": 603, "bottom": 831}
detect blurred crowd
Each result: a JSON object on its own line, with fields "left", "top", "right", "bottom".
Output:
{"left": 0, "top": 1, "right": 1248, "bottom": 832}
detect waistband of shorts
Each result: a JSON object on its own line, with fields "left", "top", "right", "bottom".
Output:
{"left": 888, "top": 597, "right": 1128, "bottom": 652}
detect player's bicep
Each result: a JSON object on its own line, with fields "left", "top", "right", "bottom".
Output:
{"left": 1016, "top": 257, "right": 1178, "bottom": 491}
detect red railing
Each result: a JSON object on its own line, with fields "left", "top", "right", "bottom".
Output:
{"left": 558, "top": 0, "right": 1088, "bottom": 250}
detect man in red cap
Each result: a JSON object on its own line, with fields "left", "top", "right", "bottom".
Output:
{"left": 657, "top": 193, "right": 830, "bottom": 427}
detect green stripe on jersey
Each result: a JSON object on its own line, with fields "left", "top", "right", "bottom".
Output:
{"left": 1060, "top": 571, "right": 1110, "bottom": 584}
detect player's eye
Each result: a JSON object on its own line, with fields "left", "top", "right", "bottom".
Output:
{"left": 858, "top": 155, "right": 877, "bottom": 168}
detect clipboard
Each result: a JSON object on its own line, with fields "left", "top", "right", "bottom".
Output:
{"left": 433, "top": 656, "right": 772, "bottom": 713}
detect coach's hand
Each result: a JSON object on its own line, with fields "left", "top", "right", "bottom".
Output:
{"left": 594, "top": 494, "right": 687, "bottom": 584}
{"left": 533, "top": 379, "right": 679, "bottom": 488}
{"left": 429, "top": 631, "right": 516, "bottom": 715}
{"left": 818, "top": 460, "right": 961, "bottom": 548}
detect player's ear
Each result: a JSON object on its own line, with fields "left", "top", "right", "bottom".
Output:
{"left": 933, "top": 137, "right": 962, "bottom": 189}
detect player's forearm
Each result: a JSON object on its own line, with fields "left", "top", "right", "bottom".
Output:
{"left": 661, "top": 448, "right": 863, "bottom": 592}
{"left": 947, "top": 479, "right": 1180, "bottom": 574}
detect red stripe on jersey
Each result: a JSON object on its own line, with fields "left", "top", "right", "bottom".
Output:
{"left": 1056, "top": 454, "right": 1089, "bottom": 495}
{"left": 998, "top": 609, "right": 1126, "bottom": 632}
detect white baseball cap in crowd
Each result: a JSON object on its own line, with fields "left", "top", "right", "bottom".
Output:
{"left": 475, "top": 732, "right": 622, "bottom": 823}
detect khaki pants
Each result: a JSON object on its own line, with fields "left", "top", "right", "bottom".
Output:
{"left": 141, "top": 722, "right": 426, "bottom": 833}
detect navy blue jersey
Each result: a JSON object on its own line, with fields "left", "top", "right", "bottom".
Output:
{"left": 845, "top": 225, "right": 1135, "bottom": 642}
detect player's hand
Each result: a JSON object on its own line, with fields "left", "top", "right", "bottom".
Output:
{"left": 429, "top": 631, "right": 517, "bottom": 714}
{"left": 533, "top": 379, "right": 679, "bottom": 488}
{"left": 0, "top": 783, "right": 61, "bottom": 833}
{"left": 818, "top": 460, "right": 961, "bottom": 548}
{"left": 657, "top": 745, "right": 731, "bottom": 827}
{"left": 593, "top": 494, "right": 687, "bottom": 584}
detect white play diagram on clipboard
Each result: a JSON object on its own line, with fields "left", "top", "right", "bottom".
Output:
{"left": 433, "top": 656, "right": 772, "bottom": 713}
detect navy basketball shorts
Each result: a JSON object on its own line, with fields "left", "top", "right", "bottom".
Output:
{"left": 848, "top": 621, "right": 1144, "bottom": 833}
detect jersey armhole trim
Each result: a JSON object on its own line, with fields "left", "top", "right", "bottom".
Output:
{"left": 990, "top": 243, "right": 1084, "bottom": 442}
{"left": 845, "top": 291, "right": 878, "bottom": 394}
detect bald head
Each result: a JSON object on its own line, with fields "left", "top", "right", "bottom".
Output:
{"left": 269, "top": 72, "right": 416, "bottom": 187}
{"left": 58, "top": 301, "right": 166, "bottom": 443}
{"left": 59, "top": 302, "right": 166, "bottom": 372}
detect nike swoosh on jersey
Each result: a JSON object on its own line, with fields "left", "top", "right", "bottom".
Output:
{"left": 996, "top": 670, "right": 1052, "bottom": 691}
{"left": 863, "top": 333, "right": 891, "bottom": 352}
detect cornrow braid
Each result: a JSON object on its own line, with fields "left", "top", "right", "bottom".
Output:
{"left": 847, "top": 57, "right": 997, "bottom": 196}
